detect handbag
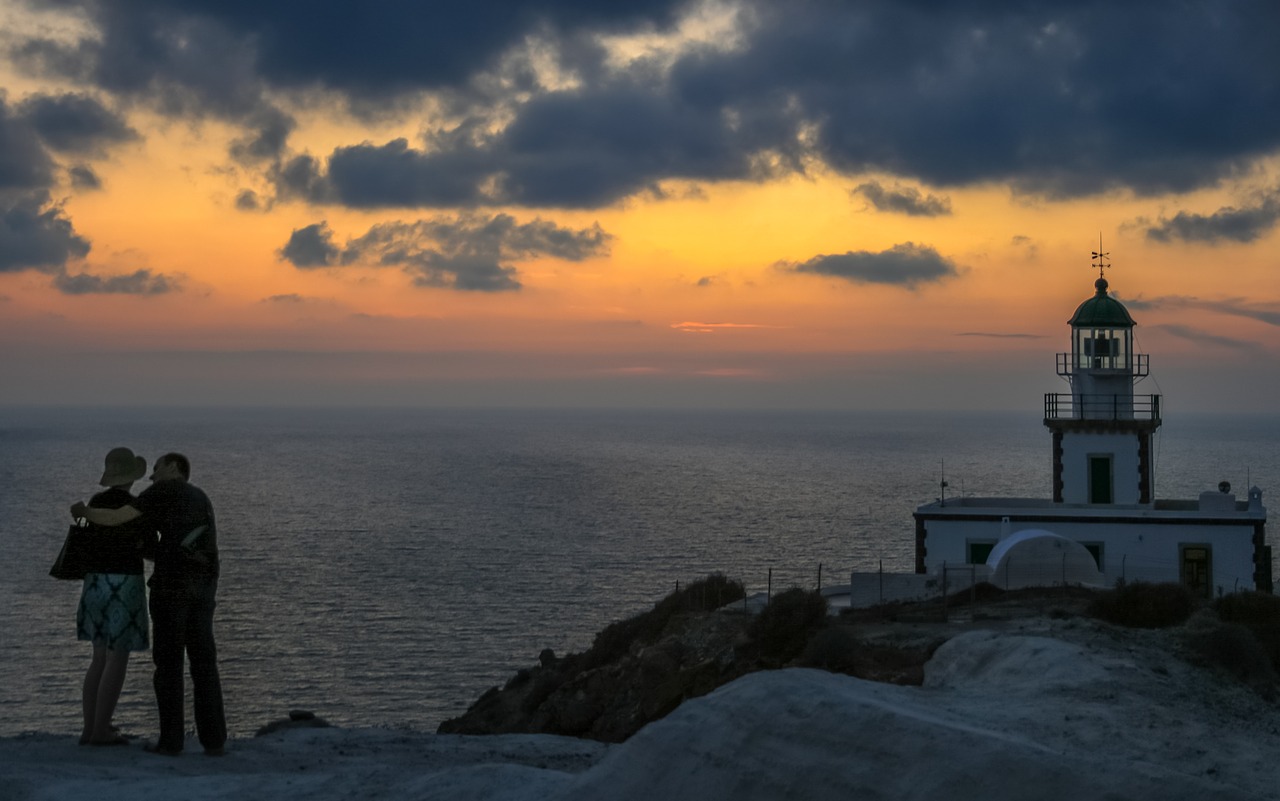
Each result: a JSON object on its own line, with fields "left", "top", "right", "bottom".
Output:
{"left": 50, "top": 518, "right": 91, "bottom": 580}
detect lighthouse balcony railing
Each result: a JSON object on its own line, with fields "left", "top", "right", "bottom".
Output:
{"left": 1044, "top": 393, "right": 1162, "bottom": 422}
{"left": 1055, "top": 352, "right": 1149, "bottom": 377}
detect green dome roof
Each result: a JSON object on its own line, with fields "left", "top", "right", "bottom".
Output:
{"left": 1068, "top": 278, "right": 1135, "bottom": 327}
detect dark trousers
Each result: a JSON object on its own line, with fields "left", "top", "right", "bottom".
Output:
{"left": 149, "top": 573, "right": 226, "bottom": 752}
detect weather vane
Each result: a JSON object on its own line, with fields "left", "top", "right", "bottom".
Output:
{"left": 1090, "top": 233, "right": 1110, "bottom": 280}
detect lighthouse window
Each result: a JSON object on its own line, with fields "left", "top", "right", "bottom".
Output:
{"left": 1082, "top": 337, "right": 1118, "bottom": 358}
{"left": 1088, "top": 456, "right": 1113, "bottom": 504}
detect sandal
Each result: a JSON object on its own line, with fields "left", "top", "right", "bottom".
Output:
{"left": 80, "top": 725, "right": 121, "bottom": 746}
{"left": 88, "top": 734, "right": 130, "bottom": 746}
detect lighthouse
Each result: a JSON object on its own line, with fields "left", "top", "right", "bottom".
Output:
{"left": 906, "top": 246, "right": 1270, "bottom": 599}
{"left": 1044, "top": 253, "right": 1161, "bottom": 506}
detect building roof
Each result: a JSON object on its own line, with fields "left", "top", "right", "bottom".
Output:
{"left": 1068, "top": 278, "right": 1136, "bottom": 328}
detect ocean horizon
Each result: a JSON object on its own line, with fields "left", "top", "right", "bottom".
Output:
{"left": 3, "top": 405, "right": 1277, "bottom": 738}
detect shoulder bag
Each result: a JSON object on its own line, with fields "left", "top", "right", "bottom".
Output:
{"left": 49, "top": 518, "right": 91, "bottom": 580}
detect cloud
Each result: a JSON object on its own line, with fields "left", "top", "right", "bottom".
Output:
{"left": 670, "top": 321, "right": 776, "bottom": 334}
{"left": 52, "top": 268, "right": 178, "bottom": 295}
{"left": 0, "top": 99, "right": 57, "bottom": 192}
{"left": 1143, "top": 194, "right": 1280, "bottom": 244}
{"left": 1155, "top": 323, "right": 1263, "bottom": 352}
{"left": 784, "top": 242, "right": 960, "bottom": 288}
{"left": 278, "top": 222, "right": 340, "bottom": 267}
{"left": 16, "top": 93, "right": 138, "bottom": 155}
{"left": 235, "top": 189, "right": 265, "bottom": 211}
{"left": 853, "top": 181, "right": 951, "bottom": 217}
{"left": 10, "top": 2, "right": 1280, "bottom": 211}
{"left": 279, "top": 213, "right": 612, "bottom": 291}
{"left": 230, "top": 106, "right": 297, "bottom": 163}
{"left": 1010, "top": 235, "right": 1039, "bottom": 260}
{"left": 68, "top": 164, "right": 102, "bottom": 190}
{"left": 1119, "top": 295, "right": 1280, "bottom": 328}
{"left": 0, "top": 192, "right": 91, "bottom": 272}
{"left": 273, "top": 2, "right": 1280, "bottom": 208}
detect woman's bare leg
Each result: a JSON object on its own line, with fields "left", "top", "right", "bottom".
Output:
{"left": 88, "top": 648, "right": 130, "bottom": 742}
{"left": 81, "top": 646, "right": 107, "bottom": 743}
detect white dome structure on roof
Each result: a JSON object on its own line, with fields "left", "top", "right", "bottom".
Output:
{"left": 985, "top": 529, "right": 1105, "bottom": 589}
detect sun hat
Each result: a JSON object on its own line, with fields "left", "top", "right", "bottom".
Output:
{"left": 100, "top": 447, "right": 147, "bottom": 486}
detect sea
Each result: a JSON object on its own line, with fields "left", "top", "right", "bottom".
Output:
{"left": 2, "top": 405, "right": 1277, "bottom": 739}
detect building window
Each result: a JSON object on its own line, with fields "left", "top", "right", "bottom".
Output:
{"left": 1180, "top": 545, "right": 1212, "bottom": 599}
{"left": 1089, "top": 456, "right": 1113, "bottom": 504}
{"left": 967, "top": 541, "right": 996, "bottom": 565}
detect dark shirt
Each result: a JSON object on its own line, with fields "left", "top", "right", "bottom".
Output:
{"left": 84, "top": 487, "right": 152, "bottom": 575}
{"left": 133, "top": 479, "right": 219, "bottom": 578}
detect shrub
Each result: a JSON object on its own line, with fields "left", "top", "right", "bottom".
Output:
{"left": 1086, "top": 581, "right": 1197, "bottom": 628}
{"left": 1215, "top": 592, "right": 1280, "bottom": 626}
{"left": 797, "top": 625, "right": 860, "bottom": 673}
{"left": 582, "top": 574, "right": 745, "bottom": 670}
{"left": 749, "top": 587, "right": 829, "bottom": 663}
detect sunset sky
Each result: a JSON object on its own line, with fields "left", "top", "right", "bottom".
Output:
{"left": 1, "top": 0, "right": 1277, "bottom": 411}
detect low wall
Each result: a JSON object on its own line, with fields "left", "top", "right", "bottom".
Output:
{"left": 844, "top": 566, "right": 991, "bottom": 608}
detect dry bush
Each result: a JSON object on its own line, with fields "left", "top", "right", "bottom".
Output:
{"left": 583, "top": 574, "right": 745, "bottom": 670}
{"left": 797, "top": 626, "right": 861, "bottom": 673}
{"left": 749, "top": 587, "right": 829, "bottom": 663}
{"left": 1214, "top": 591, "right": 1280, "bottom": 675}
{"left": 1086, "top": 581, "right": 1197, "bottom": 628}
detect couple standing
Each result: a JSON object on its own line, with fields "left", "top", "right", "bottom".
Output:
{"left": 70, "top": 448, "right": 226, "bottom": 757}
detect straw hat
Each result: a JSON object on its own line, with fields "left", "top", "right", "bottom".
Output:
{"left": 100, "top": 447, "right": 147, "bottom": 486}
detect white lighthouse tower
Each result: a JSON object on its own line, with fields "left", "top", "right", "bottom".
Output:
{"left": 1045, "top": 248, "right": 1161, "bottom": 505}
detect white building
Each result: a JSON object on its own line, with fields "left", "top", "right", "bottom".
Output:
{"left": 911, "top": 272, "right": 1270, "bottom": 598}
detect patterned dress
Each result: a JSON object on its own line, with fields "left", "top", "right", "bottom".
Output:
{"left": 76, "top": 487, "right": 151, "bottom": 652}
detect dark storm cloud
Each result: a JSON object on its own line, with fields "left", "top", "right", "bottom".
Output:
{"left": 0, "top": 192, "right": 91, "bottom": 272}
{"left": 16, "top": 93, "right": 138, "bottom": 155}
{"left": 10, "top": 0, "right": 686, "bottom": 101}
{"left": 0, "top": 99, "right": 56, "bottom": 192}
{"left": 53, "top": 268, "right": 178, "bottom": 295}
{"left": 12, "top": 6, "right": 267, "bottom": 118}
{"left": 269, "top": 1, "right": 1280, "bottom": 209}
{"left": 1143, "top": 194, "right": 1280, "bottom": 244}
{"left": 11, "top": 1, "right": 1280, "bottom": 209}
{"left": 785, "top": 242, "right": 959, "bottom": 288}
{"left": 279, "top": 213, "right": 612, "bottom": 291}
{"left": 853, "top": 181, "right": 952, "bottom": 217}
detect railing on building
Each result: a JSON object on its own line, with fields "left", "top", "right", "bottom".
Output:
{"left": 1044, "top": 393, "right": 1161, "bottom": 422}
{"left": 1055, "top": 352, "right": 1149, "bottom": 377}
